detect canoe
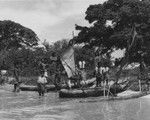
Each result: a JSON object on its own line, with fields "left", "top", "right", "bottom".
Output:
{"left": 20, "top": 78, "right": 96, "bottom": 92}
{"left": 59, "top": 80, "right": 131, "bottom": 98}
{"left": 20, "top": 84, "right": 56, "bottom": 92}
{"left": 59, "top": 85, "right": 125, "bottom": 98}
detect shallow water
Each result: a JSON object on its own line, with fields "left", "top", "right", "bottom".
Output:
{"left": 0, "top": 87, "right": 150, "bottom": 120}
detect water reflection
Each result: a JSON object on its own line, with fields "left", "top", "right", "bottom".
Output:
{"left": 101, "top": 100, "right": 141, "bottom": 120}
{"left": 0, "top": 88, "right": 150, "bottom": 120}
{"left": 73, "top": 97, "right": 150, "bottom": 120}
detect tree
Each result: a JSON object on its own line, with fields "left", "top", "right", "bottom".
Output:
{"left": 72, "top": 0, "right": 150, "bottom": 81}
{"left": 0, "top": 20, "right": 38, "bottom": 51}
{"left": 52, "top": 39, "right": 69, "bottom": 56}
{"left": 0, "top": 20, "right": 39, "bottom": 85}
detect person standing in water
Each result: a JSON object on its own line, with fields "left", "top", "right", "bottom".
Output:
{"left": 13, "top": 66, "right": 21, "bottom": 92}
{"left": 37, "top": 71, "right": 47, "bottom": 96}
{"left": 95, "top": 67, "right": 102, "bottom": 87}
{"left": 95, "top": 62, "right": 103, "bottom": 87}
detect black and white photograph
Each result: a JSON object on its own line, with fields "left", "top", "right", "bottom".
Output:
{"left": 0, "top": 0, "right": 150, "bottom": 120}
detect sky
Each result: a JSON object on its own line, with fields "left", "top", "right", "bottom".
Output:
{"left": 0, "top": 0, "right": 124, "bottom": 58}
{"left": 0, "top": 0, "right": 106, "bottom": 44}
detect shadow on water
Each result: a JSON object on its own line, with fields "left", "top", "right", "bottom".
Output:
{"left": 0, "top": 87, "right": 150, "bottom": 120}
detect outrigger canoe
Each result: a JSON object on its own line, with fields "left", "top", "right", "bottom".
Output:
{"left": 59, "top": 85, "right": 126, "bottom": 98}
{"left": 59, "top": 79, "right": 131, "bottom": 98}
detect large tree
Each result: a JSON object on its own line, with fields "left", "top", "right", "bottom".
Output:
{"left": 0, "top": 20, "right": 39, "bottom": 84}
{"left": 72, "top": 0, "right": 150, "bottom": 80}
{"left": 0, "top": 20, "right": 39, "bottom": 50}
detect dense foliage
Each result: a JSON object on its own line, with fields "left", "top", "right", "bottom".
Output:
{"left": 0, "top": 20, "right": 38, "bottom": 50}
{"left": 0, "top": 20, "right": 39, "bottom": 77}
{"left": 73, "top": 0, "right": 150, "bottom": 66}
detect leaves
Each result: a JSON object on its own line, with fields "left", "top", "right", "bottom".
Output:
{"left": 73, "top": 0, "right": 150, "bottom": 65}
{"left": 0, "top": 20, "right": 39, "bottom": 51}
{"left": 0, "top": 20, "right": 39, "bottom": 76}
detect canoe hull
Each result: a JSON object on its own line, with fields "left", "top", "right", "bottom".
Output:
{"left": 20, "top": 85, "right": 56, "bottom": 91}
{"left": 59, "top": 86, "right": 124, "bottom": 98}
{"left": 20, "top": 78, "right": 96, "bottom": 92}
{"left": 59, "top": 88, "right": 104, "bottom": 98}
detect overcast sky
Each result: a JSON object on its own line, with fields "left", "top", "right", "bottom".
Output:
{"left": 0, "top": 0, "right": 107, "bottom": 44}
{"left": 0, "top": 0, "right": 124, "bottom": 58}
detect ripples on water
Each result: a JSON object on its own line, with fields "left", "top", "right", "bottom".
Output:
{"left": 0, "top": 87, "right": 150, "bottom": 120}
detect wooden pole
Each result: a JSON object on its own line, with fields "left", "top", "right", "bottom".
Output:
{"left": 104, "top": 80, "right": 106, "bottom": 97}
{"left": 139, "top": 79, "right": 142, "bottom": 92}
{"left": 107, "top": 84, "right": 110, "bottom": 97}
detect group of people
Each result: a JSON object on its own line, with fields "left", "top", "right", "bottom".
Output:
{"left": 68, "top": 67, "right": 86, "bottom": 89}
{"left": 7, "top": 50, "right": 111, "bottom": 96}
{"left": 95, "top": 65, "right": 109, "bottom": 87}
{"left": 37, "top": 52, "right": 61, "bottom": 96}
{"left": 37, "top": 58, "right": 110, "bottom": 95}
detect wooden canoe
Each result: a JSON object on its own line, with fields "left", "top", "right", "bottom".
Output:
{"left": 20, "top": 78, "right": 96, "bottom": 92}
{"left": 59, "top": 85, "right": 125, "bottom": 98}
{"left": 59, "top": 80, "right": 130, "bottom": 98}
{"left": 20, "top": 84, "right": 56, "bottom": 92}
